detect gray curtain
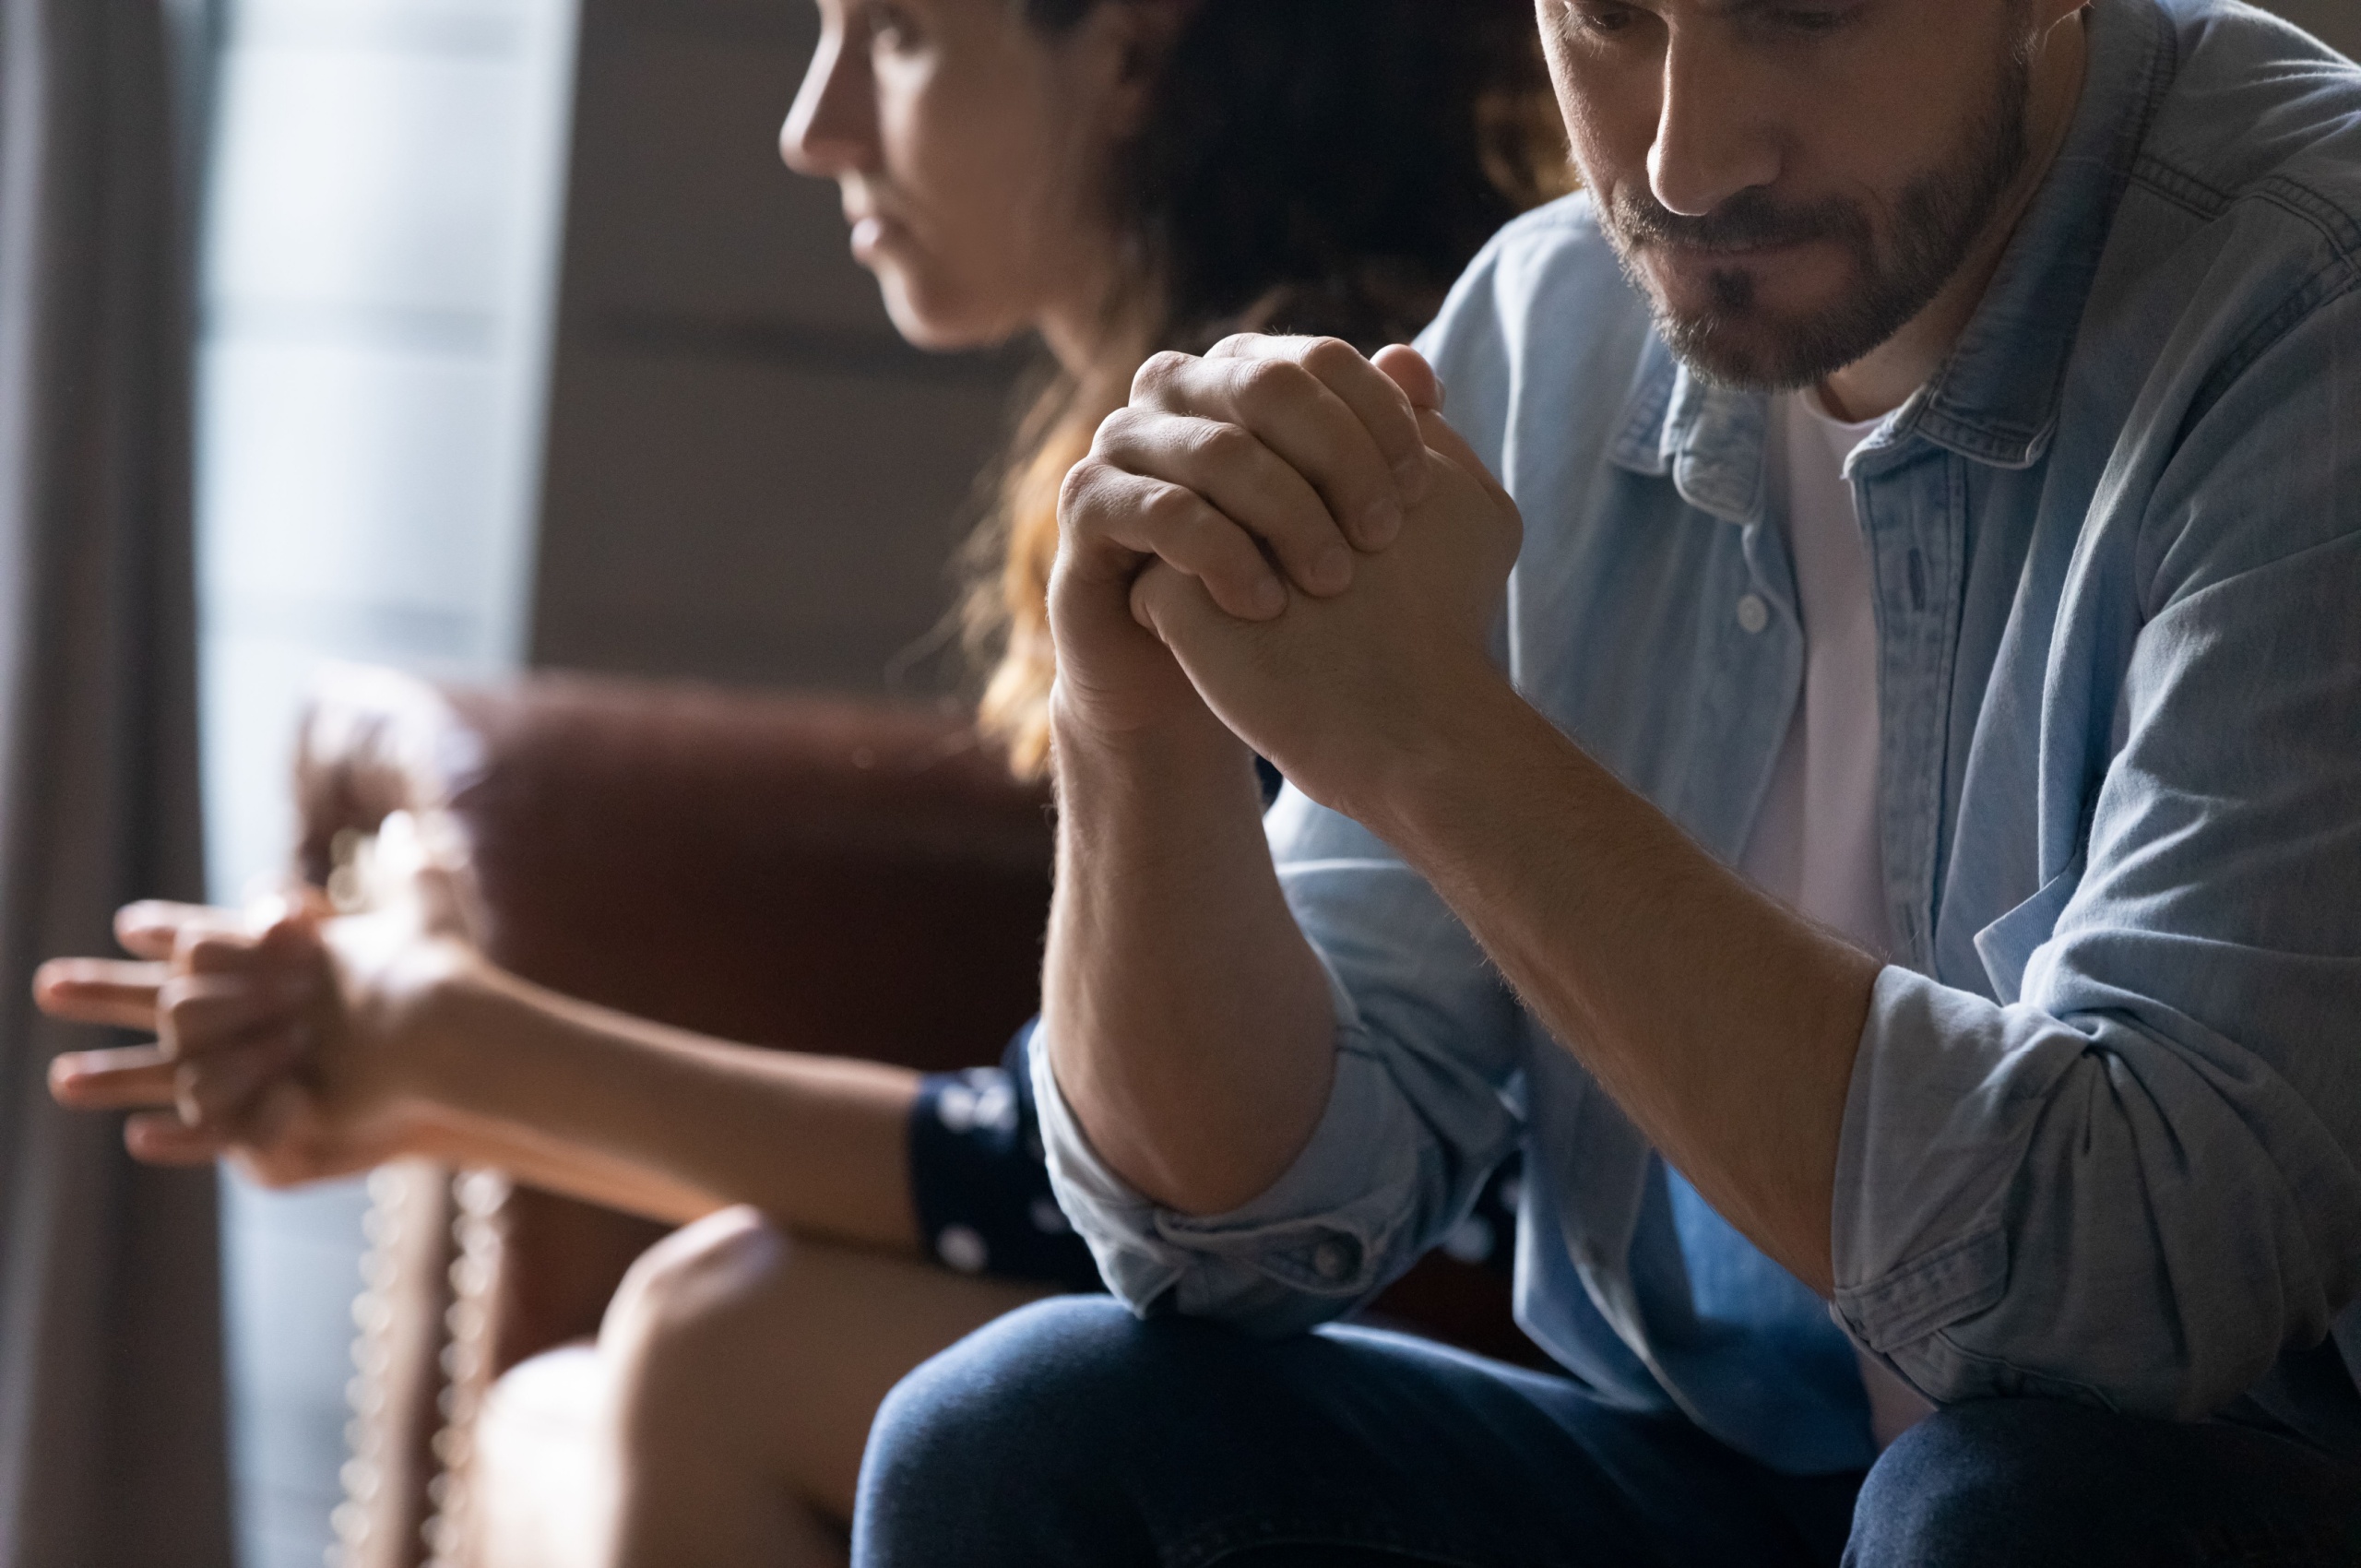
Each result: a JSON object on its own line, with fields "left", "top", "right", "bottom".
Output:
{"left": 0, "top": 0, "right": 229, "bottom": 1562}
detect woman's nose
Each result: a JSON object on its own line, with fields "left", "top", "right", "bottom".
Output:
{"left": 780, "top": 24, "right": 874, "bottom": 177}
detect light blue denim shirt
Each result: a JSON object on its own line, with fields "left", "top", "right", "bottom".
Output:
{"left": 1034, "top": 0, "right": 2361, "bottom": 1474}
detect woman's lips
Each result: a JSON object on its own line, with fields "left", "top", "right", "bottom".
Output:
{"left": 849, "top": 213, "right": 918, "bottom": 268}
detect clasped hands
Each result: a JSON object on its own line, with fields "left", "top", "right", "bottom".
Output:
{"left": 33, "top": 814, "right": 476, "bottom": 1180}
{"left": 1050, "top": 335, "right": 1523, "bottom": 819}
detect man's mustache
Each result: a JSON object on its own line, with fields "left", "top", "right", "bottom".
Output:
{"left": 1607, "top": 184, "right": 1870, "bottom": 255}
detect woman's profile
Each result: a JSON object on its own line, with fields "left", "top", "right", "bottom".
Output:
{"left": 38, "top": 1, "right": 1565, "bottom": 1562}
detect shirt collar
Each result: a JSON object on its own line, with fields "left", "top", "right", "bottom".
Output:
{"left": 1608, "top": 0, "right": 2179, "bottom": 511}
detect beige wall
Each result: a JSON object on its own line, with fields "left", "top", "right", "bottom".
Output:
{"left": 527, "top": 0, "right": 2358, "bottom": 697}
{"left": 528, "top": 0, "right": 1020, "bottom": 695}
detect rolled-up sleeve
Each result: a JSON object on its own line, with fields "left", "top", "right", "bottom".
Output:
{"left": 1035, "top": 790, "right": 1525, "bottom": 1335}
{"left": 1833, "top": 300, "right": 2361, "bottom": 1417}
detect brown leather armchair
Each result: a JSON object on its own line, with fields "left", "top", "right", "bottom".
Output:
{"left": 297, "top": 664, "right": 1530, "bottom": 1568}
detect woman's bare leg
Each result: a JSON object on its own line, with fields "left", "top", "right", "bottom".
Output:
{"left": 591, "top": 1206, "right": 1050, "bottom": 1568}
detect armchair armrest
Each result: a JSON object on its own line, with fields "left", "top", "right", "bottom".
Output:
{"left": 298, "top": 665, "right": 1055, "bottom": 1070}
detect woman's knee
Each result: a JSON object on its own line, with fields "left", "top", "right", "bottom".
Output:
{"left": 600, "top": 1205, "right": 794, "bottom": 1399}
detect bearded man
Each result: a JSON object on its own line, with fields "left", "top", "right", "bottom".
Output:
{"left": 856, "top": 1, "right": 2361, "bottom": 1562}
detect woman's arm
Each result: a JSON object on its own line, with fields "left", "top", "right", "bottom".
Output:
{"left": 405, "top": 958, "right": 921, "bottom": 1250}
{"left": 39, "top": 906, "right": 924, "bottom": 1252}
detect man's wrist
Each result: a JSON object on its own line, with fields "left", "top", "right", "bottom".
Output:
{"left": 1350, "top": 659, "right": 1544, "bottom": 847}
{"left": 1049, "top": 686, "right": 1250, "bottom": 797}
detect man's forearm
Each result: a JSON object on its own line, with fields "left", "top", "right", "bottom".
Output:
{"left": 1366, "top": 679, "right": 1878, "bottom": 1294}
{"left": 1043, "top": 712, "right": 1337, "bottom": 1217}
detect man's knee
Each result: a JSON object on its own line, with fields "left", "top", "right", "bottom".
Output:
{"left": 1848, "top": 1400, "right": 2083, "bottom": 1568}
{"left": 865, "top": 1295, "right": 1165, "bottom": 1489}
{"left": 600, "top": 1204, "right": 791, "bottom": 1396}
{"left": 1845, "top": 1396, "right": 2358, "bottom": 1568}
{"left": 860, "top": 1296, "right": 1235, "bottom": 1562}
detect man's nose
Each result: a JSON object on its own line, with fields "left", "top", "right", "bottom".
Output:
{"left": 779, "top": 26, "right": 872, "bottom": 177}
{"left": 1646, "top": 32, "right": 1781, "bottom": 218}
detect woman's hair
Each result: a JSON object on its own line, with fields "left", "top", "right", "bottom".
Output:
{"left": 966, "top": 0, "right": 1571, "bottom": 777}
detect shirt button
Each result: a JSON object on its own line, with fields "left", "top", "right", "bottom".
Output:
{"left": 1736, "top": 594, "right": 1770, "bottom": 635}
{"left": 935, "top": 1225, "right": 990, "bottom": 1275}
{"left": 1311, "top": 1237, "right": 1358, "bottom": 1282}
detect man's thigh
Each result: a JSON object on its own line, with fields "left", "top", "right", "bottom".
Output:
{"left": 1849, "top": 1397, "right": 2361, "bottom": 1568}
{"left": 853, "top": 1296, "right": 1858, "bottom": 1568}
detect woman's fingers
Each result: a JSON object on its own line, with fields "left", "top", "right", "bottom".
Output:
{"left": 124, "top": 1111, "right": 224, "bottom": 1167}
{"left": 115, "top": 900, "right": 237, "bottom": 961}
{"left": 157, "top": 969, "right": 314, "bottom": 1062}
{"left": 49, "top": 1045, "right": 177, "bottom": 1109}
{"left": 33, "top": 957, "right": 166, "bottom": 1028}
{"left": 233, "top": 1077, "right": 312, "bottom": 1158}
{"left": 174, "top": 1028, "right": 305, "bottom": 1130}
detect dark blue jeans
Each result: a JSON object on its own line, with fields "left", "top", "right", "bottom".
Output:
{"left": 853, "top": 1298, "right": 2361, "bottom": 1567}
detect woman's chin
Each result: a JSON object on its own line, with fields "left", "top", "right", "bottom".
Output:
{"left": 878, "top": 278, "right": 1021, "bottom": 355}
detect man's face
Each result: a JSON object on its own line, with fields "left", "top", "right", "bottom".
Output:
{"left": 1540, "top": 0, "right": 2035, "bottom": 391}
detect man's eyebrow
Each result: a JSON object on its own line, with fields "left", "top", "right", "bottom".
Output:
{"left": 1559, "top": 0, "right": 1832, "bottom": 20}
{"left": 1693, "top": 0, "right": 1828, "bottom": 16}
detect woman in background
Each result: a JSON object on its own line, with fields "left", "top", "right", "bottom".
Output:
{"left": 39, "top": 1, "right": 1564, "bottom": 1562}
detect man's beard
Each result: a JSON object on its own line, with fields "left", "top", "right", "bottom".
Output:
{"left": 1599, "top": 47, "right": 2034, "bottom": 392}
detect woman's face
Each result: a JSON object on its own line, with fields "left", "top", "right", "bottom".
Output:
{"left": 783, "top": 0, "right": 1147, "bottom": 359}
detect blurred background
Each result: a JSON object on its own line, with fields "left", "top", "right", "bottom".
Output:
{"left": 195, "top": 1, "right": 1020, "bottom": 1562}
{"left": 180, "top": 0, "right": 2361, "bottom": 1563}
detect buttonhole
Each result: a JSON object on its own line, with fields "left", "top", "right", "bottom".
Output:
{"left": 1907, "top": 549, "right": 1927, "bottom": 612}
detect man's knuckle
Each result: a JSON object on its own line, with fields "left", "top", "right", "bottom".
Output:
{"left": 1091, "top": 407, "right": 1144, "bottom": 453}
{"left": 1132, "top": 350, "right": 1193, "bottom": 398}
{"left": 1235, "top": 357, "right": 1311, "bottom": 409}
{"left": 1144, "top": 484, "right": 1207, "bottom": 535}
{"left": 1298, "top": 336, "right": 1359, "bottom": 378}
{"left": 1193, "top": 420, "right": 1254, "bottom": 465}
{"left": 1060, "top": 455, "right": 1105, "bottom": 504}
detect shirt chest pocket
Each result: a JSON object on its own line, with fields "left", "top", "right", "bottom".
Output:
{"left": 1971, "top": 849, "right": 2087, "bottom": 1006}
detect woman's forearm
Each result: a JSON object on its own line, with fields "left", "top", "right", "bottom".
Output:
{"left": 405, "top": 965, "right": 923, "bottom": 1252}
{"left": 396, "top": 1107, "right": 730, "bottom": 1227}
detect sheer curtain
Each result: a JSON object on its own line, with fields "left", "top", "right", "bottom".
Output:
{"left": 0, "top": 0, "right": 230, "bottom": 1562}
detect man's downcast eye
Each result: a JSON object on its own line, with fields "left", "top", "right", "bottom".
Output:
{"left": 1558, "top": 3, "right": 1643, "bottom": 38}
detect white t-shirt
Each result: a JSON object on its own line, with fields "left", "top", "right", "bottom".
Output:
{"left": 1739, "top": 388, "right": 1894, "bottom": 959}
{"left": 1739, "top": 386, "right": 1933, "bottom": 1446}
